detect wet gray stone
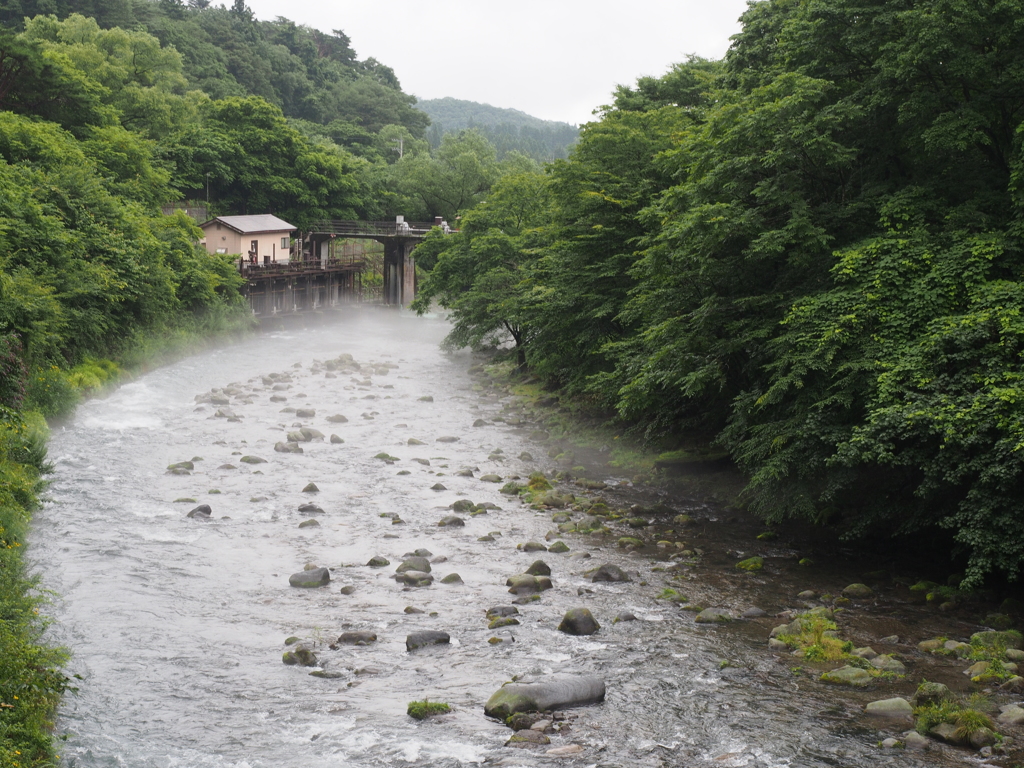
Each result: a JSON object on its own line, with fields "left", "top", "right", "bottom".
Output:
{"left": 406, "top": 631, "right": 450, "bottom": 651}
{"left": 289, "top": 567, "right": 330, "bottom": 588}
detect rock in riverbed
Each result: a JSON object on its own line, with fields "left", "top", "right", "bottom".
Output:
{"left": 507, "top": 574, "right": 553, "bottom": 595}
{"left": 289, "top": 567, "right": 330, "bottom": 587}
{"left": 335, "top": 631, "right": 377, "bottom": 645}
{"left": 484, "top": 675, "right": 606, "bottom": 719}
{"left": 558, "top": 608, "right": 600, "bottom": 635}
{"left": 406, "top": 631, "right": 450, "bottom": 651}
{"left": 186, "top": 504, "right": 212, "bottom": 519}
{"left": 588, "top": 563, "right": 630, "bottom": 582}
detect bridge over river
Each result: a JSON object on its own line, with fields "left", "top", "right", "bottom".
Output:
{"left": 240, "top": 218, "right": 443, "bottom": 317}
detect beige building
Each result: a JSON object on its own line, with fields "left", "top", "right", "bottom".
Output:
{"left": 199, "top": 214, "right": 296, "bottom": 264}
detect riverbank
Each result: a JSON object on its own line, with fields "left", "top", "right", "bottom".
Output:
{"left": 467, "top": 356, "right": 1024, "bottom": 764}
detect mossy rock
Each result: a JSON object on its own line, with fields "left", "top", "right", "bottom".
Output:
{"left": 239, "top": 455, "right": 267, "bottom": 464}
{"left": 736, "top": 557, "right": 764, "bottom": 571}
{"left": 617, "top": 537, "right": 644, "bottom": 549}
{"left": 167, "top": 461, "right": 195, "bottom": 471}
{"left": 820, "top": 666, "right": 873, "bottom": 687}
{"left": 282, "top": 647, "right": 318, "bottom": 666}
{"left": 374, "top": 452, "right": 400, "bottom": 461}
{"left": 842, "top": 583, "right": 874, "bottom": 599}
{"left": 407, "top": 700, "right": 450, "bottom": 720}
{"left": 489, "top": 616, "right": 520, "bottom": 629}
{"left": 548, "top": 541, "right": 570, "bottom": 554}
{"left": 972, "top": 629, "right": 1023, "bottom": 650}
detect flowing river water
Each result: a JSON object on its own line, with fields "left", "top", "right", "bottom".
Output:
{"left": 31, "top": 310, "right": 1002, "bottom": 768}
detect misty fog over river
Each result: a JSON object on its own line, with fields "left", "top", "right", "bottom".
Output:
{"left": 32, "top": 310, "right": 963, "bottom": 768}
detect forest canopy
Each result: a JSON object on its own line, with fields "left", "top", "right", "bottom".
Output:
{"left": 414, "top": 0, "right": 1024, "bottom": 587}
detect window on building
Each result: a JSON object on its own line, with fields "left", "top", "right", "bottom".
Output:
{"left": 281, "top": 237, "right": 290, "bottom": 249}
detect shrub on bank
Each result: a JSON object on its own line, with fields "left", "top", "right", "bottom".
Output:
{"left": 0, "top": 408, "right": 72, "bottom": 766}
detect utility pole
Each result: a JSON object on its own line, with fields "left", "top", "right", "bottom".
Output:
{"left": 206, "top": 172, "right": 211, "bottom": 214}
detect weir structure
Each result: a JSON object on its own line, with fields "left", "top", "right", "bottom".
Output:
{"left": 239, "top": 217, "right": 437, "bottom": 317}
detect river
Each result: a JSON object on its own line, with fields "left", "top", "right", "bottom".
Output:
{"left": 32, "top": 309, "right": 979, "bottom": 767}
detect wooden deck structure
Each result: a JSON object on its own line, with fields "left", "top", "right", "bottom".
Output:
{"left": 239, "top": 218, "right": 438, "bottom": 318}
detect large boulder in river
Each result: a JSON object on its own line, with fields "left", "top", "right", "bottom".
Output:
{"left": 484, "top": 675, "right": 606, "bottom": 719}
{"left": 186, "top": 504, "right": 212, "bottom": 519}
{"left": 275, "top": 441, "right": 304, "bottom": 453}
{"left": 289, "top": 567, "right": 330, "bottom": 587}
{"left": 558, "top": 608, "right": 600, "bottom": 635}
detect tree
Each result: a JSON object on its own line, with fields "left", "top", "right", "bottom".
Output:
{"left": 412, "top": 172, "right": 552, "bottom": 366}
{"left": 393, "top": 129, "right": 499, "bottom": 220}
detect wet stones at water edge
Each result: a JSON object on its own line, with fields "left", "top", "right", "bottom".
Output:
{"left": 484, "top": 675, "right": 606, "bottom": 720}
{"left": 289, "top": 567, "right": 330, "bottom": 588}
{"left": 558, "top": 608, "right": 599, "bottom": 636}
{"left": 694, "top": 608, "right": 734, "bottom": 623}
{"left": 865, "top": 697, "right": 913, "bottom": 718}
{"left": 406, "top": 631, "right": 450, "bottom": 651}
{"left": 275, "top": 441, "right": 303, "bottom": 453}
{"left": 841, "top": 583, "right": 874, "bottom": 599}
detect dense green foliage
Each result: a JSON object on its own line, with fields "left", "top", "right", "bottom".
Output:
{"left": 0, "top": 408, "right": 74, "bottom": 768}
{"left": 419, "top": 97, "right": 579, "bottom": 162}
{"left": 415, "top": 2, "right": 1024, "bottom": 587}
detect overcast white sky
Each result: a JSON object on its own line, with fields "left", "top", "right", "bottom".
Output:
{"left": 242, "top": 0, "right": 753, "bottom": 126}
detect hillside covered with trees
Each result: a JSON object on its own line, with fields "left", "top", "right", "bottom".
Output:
{"left": 418, "top": 97, "right": 579, "bottom": 162}
{"left": 414, "top": 0, "right": 1024, "bottom": 590}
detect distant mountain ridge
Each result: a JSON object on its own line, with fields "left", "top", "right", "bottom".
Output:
{"left": 418, "top": 97, "right": 579, "bottom": 163}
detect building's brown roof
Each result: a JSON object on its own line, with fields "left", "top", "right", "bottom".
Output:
{"left": 200, "top": 215, "right": 296, "bottom": 234}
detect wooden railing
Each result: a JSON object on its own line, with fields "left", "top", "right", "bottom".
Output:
{"left": 305, "top": 220, "right": 438, "bottom": 237}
